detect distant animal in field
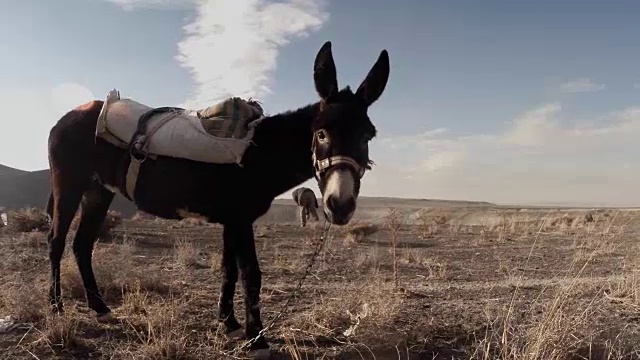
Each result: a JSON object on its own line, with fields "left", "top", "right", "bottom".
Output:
{"left": 44, "top": 40, "right": 389, "bottom": 358}
{"left": 292, "top": 187, "right": 319, "bottom": 227}
{"left": 584, "top": 212, "right": 594, "bottom": 223}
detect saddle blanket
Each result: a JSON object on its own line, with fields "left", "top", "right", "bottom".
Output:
{"left": 95, "top": 89, "right": 265, "bottom": 165}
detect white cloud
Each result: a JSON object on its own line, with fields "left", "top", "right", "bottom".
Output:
{"left": 105, "top": 0, "right": 199, "bottom": 10}
{"left": 175, "top": 0, "right": 329, "bottom": 108}
{"left": 560, "top": 78, "right": 605, "bottom": 93}
{"left": 419, "top": 151, "right": 466, "bottom": 172}
{"left": 103, "top": 0, "right": 329, "bottom": 107}
{"left": 502, "top": 102, "right": 561, "bottom": 146}
{"left": 363, "top": 102, "right": 640, "bottom": 206}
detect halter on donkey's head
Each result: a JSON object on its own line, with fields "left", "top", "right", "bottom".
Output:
{"left": 308, "top": 41, "right": 390, "bottom": 225}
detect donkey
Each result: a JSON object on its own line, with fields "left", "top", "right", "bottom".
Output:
{"left": 45, "top": 41, "right": 389, "bottom": 357}
{"left": 292, "top": 187, "right": 320, "bottom": 227}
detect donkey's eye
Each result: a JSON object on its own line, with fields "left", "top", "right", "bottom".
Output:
{"left": 317, "top": 130, "right": 328, "bottom": 142}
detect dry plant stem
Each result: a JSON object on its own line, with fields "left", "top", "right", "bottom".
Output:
{"left": 387, "top": 208, "right": 401, "bottom": 291}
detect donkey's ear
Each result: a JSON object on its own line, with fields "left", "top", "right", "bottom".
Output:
{"left": 355, "top": 50, "right": 390, "bottom": 107}
{"left": 313, "top": 41, "right": 339, "bottom": 100}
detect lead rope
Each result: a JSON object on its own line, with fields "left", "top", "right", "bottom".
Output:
{"left": 229, "top": 219, "right": 332, "bottom": 357}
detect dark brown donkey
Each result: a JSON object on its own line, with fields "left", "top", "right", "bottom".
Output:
{"left": 292, "top": 187, "right": 320, "bottom": 227}
{"left": 45, "top": 41, "right": 389, "bottom": 357}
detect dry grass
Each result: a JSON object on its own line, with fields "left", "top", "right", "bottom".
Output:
{"left": 34, "top": 312, "right": 82, "bottom": 351}
{"left": 417, "top": 208, "right": 451, "bottom": 237}
{"left": 0, "top": 278, "right": 48, "bottom": 324}
{"left": 341, "top": 221, "right": 379, "bottom": 244}
{"left": 5, "top": 207, "right": 50, "bottom": 233}
{"left": 2, "top": 208, "right": 640, "bottom": 359}
{"left": 283, "top": 278, "right": 407, "bottom": 348}
{"left": 474, "top": 294, "right": 600, "bottom": 360}
{"left": 131, "top": 297, "right": 191, "bottom": 360}
{"left": 471, "top": 217, "right": 640, "bottom": 360}
{"left": 17, "top": 230, "right": 47, "bottom": 248}
{"left": 131, "top": 210, "right": 157, "bottom": 221}
{"left": 399, "top": 248, "right": 446, "bottom": 279}
{"left": 170, "top": 217, "right": 209, "bottom": 228}
{"left": 68, "top": 209, "right": 122, "bottom": 241}
{"left": 59, "top": 240, "right": 172, "bottom": 302}
{"left": 173, "top": 237, "right": 201, "bottom": 268}
{"left": 386, "top": 208, "right": 401, "bottom": 291}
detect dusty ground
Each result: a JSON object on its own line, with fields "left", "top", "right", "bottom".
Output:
{"left": 1, "top": 206, "right": 640, "bottom": 359}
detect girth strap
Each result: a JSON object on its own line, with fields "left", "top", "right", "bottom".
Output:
{"left": 119, "top": 106, "right": 185, "bottom": 201}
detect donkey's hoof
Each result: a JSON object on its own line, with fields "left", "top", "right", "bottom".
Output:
{"left": 49, "top": 301, "right": 64, "bottom": 315}
{"left": 248, "top": 348, "right": 271, "bottom": 360}
{"left": 225, "top": 328, "right": 244, "bottom": 339}
{"left": 96, "top": 312, "right": 117, "bottom": 324}
{"left": 50, "top": 306, "right": 64, "bottom": 315}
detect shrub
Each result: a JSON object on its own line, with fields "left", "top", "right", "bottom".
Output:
{"left": 6, "top": 207, "right": 50, "bottom": 233}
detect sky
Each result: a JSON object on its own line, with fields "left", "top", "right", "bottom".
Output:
{"left": 2, "top": 0, "right": 640, "bottom": 206}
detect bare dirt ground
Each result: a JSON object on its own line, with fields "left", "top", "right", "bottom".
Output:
{"left": 1, "top": 205, "right": 640, "bottom": 359}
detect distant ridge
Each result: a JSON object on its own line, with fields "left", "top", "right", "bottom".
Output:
{"left": 274, "top": 196, "right": 495, "bottom": 208}
{"left": 0, "top": 167, "right": 138, "bottom": 216}
{"left": 0, "top": 165, "right": 496, "bottom": 218}
{"left": 0, "top": 164, "right": 27, "bottom": 177}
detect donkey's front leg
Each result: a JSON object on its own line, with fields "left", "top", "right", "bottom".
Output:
{"left": 232, "top": 222, "right": 270, "bottom": 357}
{"left": 219, "top": 225, "right": 243, "bottom": 338}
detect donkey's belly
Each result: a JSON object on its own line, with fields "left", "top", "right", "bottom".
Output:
{"left": 128, "top": 162, "right": 262, "bottom": 223}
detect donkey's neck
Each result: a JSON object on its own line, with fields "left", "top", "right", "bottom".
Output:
{"left": 246, "top": 102, "right": 320, "bottom": 197}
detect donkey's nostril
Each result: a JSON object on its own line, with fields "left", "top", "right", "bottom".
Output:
{"left": 327, "top": 195, "right": 356, "bottom": 217}
{"left": 343, "top": 197, "right": 355, "bottom": 213}
{"left": 327, "top": 195, "right": 338, "bottom": 210}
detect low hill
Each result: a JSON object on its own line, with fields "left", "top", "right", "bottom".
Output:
{"left": 0, "top": 164, "right": 27, "bottom": 177}
{"left": 273, "top": 196, "right": 494, "bottom": 208}
{"left": 0, "top": 168, "right": 138, "bottom": 216}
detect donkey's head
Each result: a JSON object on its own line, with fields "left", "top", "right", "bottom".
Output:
{"left": 311, "top": 41, "right": 390, "bottom": 225}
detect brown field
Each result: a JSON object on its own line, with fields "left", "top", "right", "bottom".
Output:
{"left": 1, "top": 201, "right": 640, "bottom": 359}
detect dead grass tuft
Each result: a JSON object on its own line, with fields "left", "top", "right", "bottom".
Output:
{"left": 605, "top": 271, "right": 640, "bottom": 311}
{"left": 400, "top": 249, "right": 446, "bottom": 279}
{"left": 284, "top": 279, "right": 406, "bottom": 348}
{"left": 342, "top": 222, "right": 379, "bottom": 244}
{"left": 132, "top": 297, "right": 191, "bottom": 360}
{"left": 131, "top": 210, "right": 156, "bottom": 221}
{"left": 174, "top": 238, "right": 201, "bottom": 268}
{"left": 6, "top": 207, "right": 50, "bottom": 233}
{"left": 170, "top": 217, "right": 209, "bottom": 228}
{"left": 0, "top": 281, "right": 48, "bottom": 323}
{"left": 35, "top": 312, "right": 82, "bottom": 351}
{"left": 60, "top": 241, "right": 171, "bottom": 303}
{"left": 473, "top": 281, "right": 601, "bottom": 360}
{"left": 416, "top": 208, "right": 451, "bottom": 237}
{"left": 18, "top": 230, "right": 47, "bottom": 248}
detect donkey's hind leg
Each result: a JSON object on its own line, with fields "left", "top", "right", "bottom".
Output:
{"left": 72, "top": 180, "right": 115, "bottom": 321}
{"left": 219, "top": 224, "right": 243, "bottom": 337}
{"left": 47, "top": 171, "right": 89, "bottom": 313}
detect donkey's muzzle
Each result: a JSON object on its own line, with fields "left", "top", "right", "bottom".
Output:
{"left": 323, "top": 194, "right": 356, "bottom": 225}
